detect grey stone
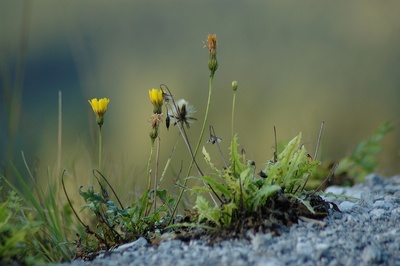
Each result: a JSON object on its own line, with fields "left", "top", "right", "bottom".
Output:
{"left": 362, "top": 245, "right": 382, "bottom": 264}
{"left": 339, "top": 201, "right": 356, "bottom": 212}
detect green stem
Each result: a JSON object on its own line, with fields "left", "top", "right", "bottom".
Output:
{"left": 154, "top": 137, "right": 161, "bottom": 213}
{"left": 231, "top": 91, "right": 236, "bottom": 142}
{"left": 144, "top": 139, "right": 155, "bottom": 217}
{"left": 231, "top": 91, "right": 237, "bottom": 166}
{"left": 169, "top": 73, "right": 215, "bottom": 225}
{"left": 98, "top": 125, "right": 103, "bottom": 173}
{"left": 190, "top": 73, "right": 214, "bottom": 178}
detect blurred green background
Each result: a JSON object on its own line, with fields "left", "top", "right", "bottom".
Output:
{"left": 1, "top": 1, "right": 399, "bottom": 193}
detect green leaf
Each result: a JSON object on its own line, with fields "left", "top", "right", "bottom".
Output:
{"left": 191, "top": 185, "right": 213, "bottom": 194}
{"left": 195, "top": 196, "right": 221, "bottom": 225}
{"left": 252, "top": 184, "right": 281, "bottom": 207}
{"left": 289, "top": 194, "right": 315, "bottom": 214}
{"left": 156, "top": 189, "right": 167, "bottom": 202}
{"left": 202, "top": 146, "right": 222, "bottom": 176}
{"left": 336, "top": 122, "right": 394, "bottom": 181}
{"left": 189, "top": 175, "right": 231, "bottom": 198}
{"left": 220, "top": 202, "right": 237, "bottom": 225}
{"left": 230, "top": 135, "right": 244, "bottom": 174}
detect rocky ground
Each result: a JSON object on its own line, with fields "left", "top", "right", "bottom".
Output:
{"left": 62, "top": 174, "right": 400, "bottom": 266}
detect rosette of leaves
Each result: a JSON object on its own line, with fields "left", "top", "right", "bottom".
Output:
{"left": 190, "top": 132, "right": 320, "bottom": 228}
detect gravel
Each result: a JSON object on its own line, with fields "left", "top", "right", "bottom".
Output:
{"left": 63, "top": 174, "right": 400, "bottom": 266}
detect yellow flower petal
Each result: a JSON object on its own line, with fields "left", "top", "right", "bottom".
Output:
{"left": 149, "top": 88, "right": 164, "bottom": 114}
{"left": 89, "top": 98, "right": 110, "bottom": 117}
{"left": 149, "top": 88, "right": 163, "bottom": 106}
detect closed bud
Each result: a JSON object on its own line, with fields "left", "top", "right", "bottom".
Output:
{"left": 232, "top": 81, "right": 238, "bottom": 92}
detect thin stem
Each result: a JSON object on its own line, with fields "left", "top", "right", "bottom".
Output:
{"left": 187, "top": 74, "right": 214, "bottom": 176}
{"left": 98, "top": 126, "right": 102, "bottom": 171}
{"left": 154, "top": 137, "right": 161, "bottom": 212}
{"left": 159, "top": 136, "right": 179, "bottom": 184}
{"left": 56, "top": 90, "right": 62, "bottom": 203}
{"left": 210, "top": 125, "right": 228, "bottom": 168}
{"left": 169, "top": 73, "right": 215, "bottom": 225}
{"left": 177, "top": 122, "right": 203, "bottom": 176}
{"left": 231, "top": 90, "right": 236, "bottom": 141}
{"left": 300, "top": 121, "right": 325, "bottom": 192}
{"left": 93, "top": 170, "right": 124, "bottom": 209}
{"left": 314, "top": 121, "right": 325, "bottom": 161}
{"left": 177, "top": 123, "right": 221, "bottom": 204}
{"left": 273, "top": 126, "right": 278, "bottom": 163}
{"left": 144, "top": 139, "right": 155, "bottom": 217}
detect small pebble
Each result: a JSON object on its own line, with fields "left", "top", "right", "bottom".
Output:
{"left": 339, "top": 201, "right": 356, "bottom": 212}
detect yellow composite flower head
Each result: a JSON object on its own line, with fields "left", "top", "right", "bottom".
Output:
{"left": 89, "top": 98, "right": 110, "bottom": 126}
{"left": 149, "top": 88, "right": 164, "bottom": 114}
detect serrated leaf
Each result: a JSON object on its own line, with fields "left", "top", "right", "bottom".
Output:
{"left": 195, "top": 195, "right": 221, "bottom": 225}
{"left": 230, "top": 135, "right": 244, "bottom": 174}
{"left": 202, "top": 146, "right": 222, "bottom": 175}
{"left": 191, "top": 185, "right": 213, "bottom": 194}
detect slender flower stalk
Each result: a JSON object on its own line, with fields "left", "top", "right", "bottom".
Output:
{"left": 154, "top": 136, "right": 161, "bottom": 212}
{"left": 231, "top": 81, "right": 238, "bottom": 170}
{"left": 144, "top": 139, "right": 155, "bottom": 216}
{"left": 187, "top": 34, "right": 219, "bottom": 177}
{"left": 145, "top": 88, "right": 164, "bottom": 216}
{"left": 169, "top": 34, "right": 219, "bottom": 224}
{"left": 99, "top": 126, "right": 103, "bottom": 171}
{"left": 88, "top": 98, "right": 110, "bottom": 173}
{"left": 231, "top": 81, "right": 238, "bottom": 141}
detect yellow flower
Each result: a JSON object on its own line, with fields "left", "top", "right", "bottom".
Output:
{"left": 149, "top": 88, "right": 163, "bottom": 114}
{"left": 88, "top": 98, "right": 110, "bottom": 126}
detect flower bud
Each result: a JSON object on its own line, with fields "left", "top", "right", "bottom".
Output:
{"left": 149, "top": 88, "right": 164, "bottom": 114}
{"left": 206, "top": 34, "right": 218, "bottom": 76}
{"left": 149, "top": 128, "right": 158, "bottom": 140}
{"left": 232, "top": 81, "right": 238, "bottom": 92}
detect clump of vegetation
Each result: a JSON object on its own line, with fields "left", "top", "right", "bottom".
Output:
{"left": 2, "top": 167, "right": 76, "bottom": 264}
{"left": 0, "top": 188, "right": 40, "bottom": 265}
{"left": 0, "top": 33, "right": 393, "bottom": 264}
{"left": 335, "top": 121, "right": 394, "bottom": 182}
{"left": 186, "top": 132, "right": 335, "bottom": 240}
{"left": 66, "top": 170, "right": 175, "bottom": 259}
{"left": 308, "top": 121, "right": 394, "bottom": 190}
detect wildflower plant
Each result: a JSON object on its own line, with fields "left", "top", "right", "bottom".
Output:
{"left": 88, "top": 98, "right": 110, "bottom": 173}
{"left": 170, "top": 34, "right": 220, "bottom": 222}
{"left": 189, "top": 132, "right": 322, "bottom": 230}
